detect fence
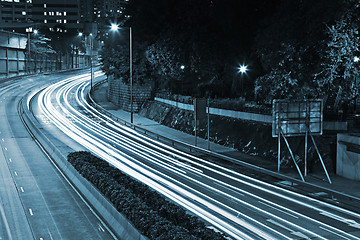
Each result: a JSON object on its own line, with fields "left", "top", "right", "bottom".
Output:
{"left": 0, "top": 30, "right": 90, "bottom": 79}
{"left": 108, "top": 75, "right": 152, "bottom": 112}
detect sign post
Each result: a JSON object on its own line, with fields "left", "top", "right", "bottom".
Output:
{"left": 272, "top": 99, "right": 330, "bottom": 183}
{"left": 194, "top": 98, "right": 206, "bottom": 146}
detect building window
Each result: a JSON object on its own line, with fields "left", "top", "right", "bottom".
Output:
{"left": 22, "top": 11, "right": 26, "bottom": 15}
{"left": 44, "top": 3, "right": 46, "bottom": 8}
{"left": 63, "top": 12, "right": 66, "bottom": 16}
{"left": 64, "top": 19, "right": 66, "bottom": 23}
{"left": 44, "top": 19, "right": 47, "bottom": 23}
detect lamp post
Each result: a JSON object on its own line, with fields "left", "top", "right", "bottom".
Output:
{"left": 90, "top": 33, "right": 94, "bottom": 91}
{"left": 238, "top": 64, "right": 248, "bottom": 97}
{"left": 26, "top": 28, "right": 38, "bottom": 73}
{"left": 78, "top": 32, "right": 93, "bottom": 90}
{"left": 355, "top": 56, "right": 359, "bottom": 113}
{"left": 111, "top": 24, "right": 133, "bottom": 124}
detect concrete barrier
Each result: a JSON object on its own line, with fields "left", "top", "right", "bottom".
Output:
{"left": 19, "top": 97, "right": 147, "bottom": 240}
{"left": 337, "top": 133, "right": 360, "bottom": 181}
{"left": 154, "top": 97, "right": 348, "bottom": 130}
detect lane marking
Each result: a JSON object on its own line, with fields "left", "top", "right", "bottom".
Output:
{"left": 320, "top": 211, "right": 360, "bottom": 229}
{"left": 4, "top": 147, "right": 7, "bottom": 151}
{"left": 98, "top": 224, "right": 105, "bottom": 232}
{"left": 1, "top": 138, "right": 3, "bottom": 142}
{"left": 29, "top": 209, "right": 33, "bottom": 216}
{"left": 14, "top": 171, "right": 17, "bottom": 176}
{"left": 267, "top": 219, "right": 311, "bottom": 239}
{"left": 258, "top": 201, "right": 298, "bottom": 219}
{"left": 213, "top": 181, "right": 244, "bottom": 197}
{"left": 319, "top": 226, "right": 351, "bottom": 240}
{"left": 20, "top": 187, "right": 24, "bottom": 192}
{"left": 8, "top": 158, "right": 11, "bottom": 162}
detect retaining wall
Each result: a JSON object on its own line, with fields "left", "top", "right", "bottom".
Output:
{"left": 0, "top": 30, "right": 90, "bottom": 78}
{"left": 337, "top": 134, "right": 360, "bottom": 181}
{"left": 154, "top": 97, "right": 347, "bottom": 130}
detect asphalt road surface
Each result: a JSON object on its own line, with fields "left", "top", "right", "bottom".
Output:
{"left": 30, "top": 70, "right": 360, "bottom": 239}
{"left": 0, "top": 71, "right": 115, "bottom": 240}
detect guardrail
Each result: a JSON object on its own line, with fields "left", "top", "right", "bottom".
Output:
{"left": 88, "top": 80, "right": 360, "bottom": 209}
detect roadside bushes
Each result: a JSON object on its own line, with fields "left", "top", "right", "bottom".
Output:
{"left": 67, "top": 151, "right": 226, "bottom": 240}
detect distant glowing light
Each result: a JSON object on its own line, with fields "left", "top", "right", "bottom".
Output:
{"left": 78, "top": 32, "right": 83, "bottom": 37}
{"left": 180, "top": 65, "right": 185, "bottom": 70}
{"left": 238, "top": 65, "right": 248, "bottom": 74}
{"left": 111, "top": 23, "right": 119, "bottom": 31}
{"left": 33, "top": 29, "right": 38, "bottom": 34}
{"left": 354, "top": 56, "right": 360, "bottom": 62}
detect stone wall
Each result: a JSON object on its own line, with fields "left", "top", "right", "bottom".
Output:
{"left": 107, "top": 75, "right": 152, "bottom": 112}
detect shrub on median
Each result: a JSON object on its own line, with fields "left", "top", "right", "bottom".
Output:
{"left": 67, "top": 151, "right": 227, "bottom": 240}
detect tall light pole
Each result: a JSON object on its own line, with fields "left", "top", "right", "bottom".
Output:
{"left": 90, "top": 33, "right": 94, "bottom": 90}
{"left": 238, "top": 64, "right": 248, "bottom": 98}
{"left": 111, "top": 24, "right": 133, "bottom": 124}
{"left": 79, "top": 32, "right": 93, "bottom": 90}
{"left": 26, "top": 28, "right": 38, "bottom": 73}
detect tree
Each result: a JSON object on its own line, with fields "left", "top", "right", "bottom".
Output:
{"left": 100, "top": 0, "right": 280, "bottom": 97}
{"left": 315, "top": 0, "right": 360, "bottom": 102}
{"left": 254, "top": 0, "right": 343, "bottom": 102}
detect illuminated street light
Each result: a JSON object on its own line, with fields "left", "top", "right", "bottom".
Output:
{"left": 33, "top": 29, "right": 38, "bottom": 34}
{"left": 78, "top": 32, "right": 83, "bottom": 37}
{"left": 238, "top": 64, "right": 248, "bottom": 74}
{"left": 111, "top": 23, "right": 119, "bottom": 32}
{"left": 110, "top": 23, "right": 134, "bottom": 124}
{"left": 354, "top": 56, "right": 360, "bottom": 63}
{"left": 180, "top": 65, "right": 185, "bottom": 70}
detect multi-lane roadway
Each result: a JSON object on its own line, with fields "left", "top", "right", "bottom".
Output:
{"left": 31, "top": 70, "right": 360, "bottom": 239}
{"left": 1, "top": 70, "right": 360, "bottom": 239}
{"left": 0, "top": 71, "right": 115, "bottom": 240}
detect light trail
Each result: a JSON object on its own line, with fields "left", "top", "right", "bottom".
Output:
{"left": 33, "top": 73, "right": 360, "bottom": 240}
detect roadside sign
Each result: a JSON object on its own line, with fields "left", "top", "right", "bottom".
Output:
{"left": 272, "top": 99, "right": 323, "bottom": 137}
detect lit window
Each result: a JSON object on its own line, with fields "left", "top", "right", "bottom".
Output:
{"left": 44, "top": 19, "right": 47, "bottom": 23}
{"left": 64, "top": 19, "right": 66, "bottom": 23}
{"left": 44, "top": 3, "right": 47, "bottom": 8}
{"left": 63, "top": 12, "right": 66, "bottom": 16}
{"left": 22, "top": 11, "right": 26, "bottom": 15}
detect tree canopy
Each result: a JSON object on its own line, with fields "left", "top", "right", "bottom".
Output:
{"left": 99, "top": 0, "right": 360, "bottom": 104}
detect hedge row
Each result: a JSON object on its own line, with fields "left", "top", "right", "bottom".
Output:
{"left": 68, "top": 151, "right": 227, "bottom": 240}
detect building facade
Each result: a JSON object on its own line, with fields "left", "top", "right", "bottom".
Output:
{"left": 0, "top": 0, "right": 81, "bottom": 32}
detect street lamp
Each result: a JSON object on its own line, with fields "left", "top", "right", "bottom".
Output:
{"left": 78, "top": 32, "right": 94, "bottom": 90}
{"left": 237, "top": 64, "right": 248, "bottom": 97}
{"left": 89, "top": 33, "right": 94, "bottom": 91}
{"left": 238, "top": 64, "right": 248, "bottom": 74}
{"left": 26, "top": 27, "right": 38, "bottom": 73}
{"left": 110, "top": 23, "right": 133, "bottom": 124}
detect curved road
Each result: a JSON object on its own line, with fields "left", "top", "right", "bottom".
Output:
{"left": 30, "top": 70, "right": 360, "bottom": 239}
{"left": 0, "top": 71, "right": 115, "bottom": 240}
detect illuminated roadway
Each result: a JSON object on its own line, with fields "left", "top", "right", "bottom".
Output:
{"left": 29, "top": 70, "right": 360, "bottom": 239}
{"left": 0, "top": 71, "right": 115, "bottom": 240}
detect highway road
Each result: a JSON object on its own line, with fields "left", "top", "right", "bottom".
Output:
{"left": 0, "top": 71, "right": 115, "bottom": 240}
{"left": 30, "top": 70, "right": 360, "bottom": 239}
